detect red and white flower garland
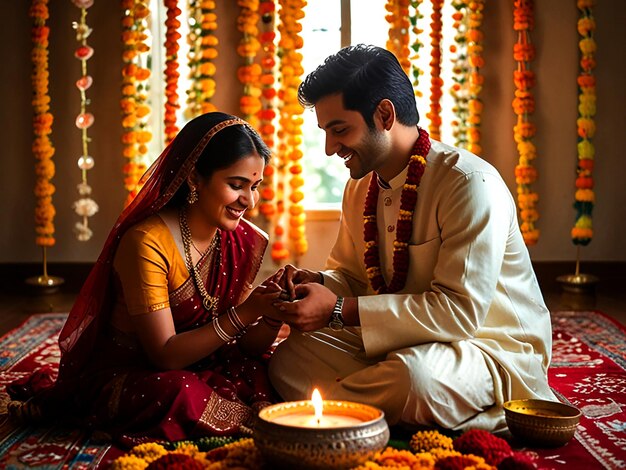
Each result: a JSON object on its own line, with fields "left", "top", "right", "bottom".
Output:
{"left": 71, "top": 0, "right": 99, "bottom": 241}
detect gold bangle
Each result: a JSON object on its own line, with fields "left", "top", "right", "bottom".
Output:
{"left": 213, "top": 317, "right": 234, "bottom": 342}
{"left": 227, "top": 306, "right": 246, "bottom": 333}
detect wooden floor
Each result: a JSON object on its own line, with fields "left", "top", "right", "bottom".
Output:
{"left": 0, "top": 262, "right": 624, "bottom": 336}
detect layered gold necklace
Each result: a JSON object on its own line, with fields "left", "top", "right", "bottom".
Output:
{"left": 179, "top": 207, "right": 220, "bottom": 315}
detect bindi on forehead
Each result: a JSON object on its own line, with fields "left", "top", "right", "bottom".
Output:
{"left": 253, "top": 172, "right": 258, "bottom": 176}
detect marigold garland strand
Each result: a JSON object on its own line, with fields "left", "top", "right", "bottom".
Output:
{"left": 571, "top": 0, "right": 596, "bottom": 245}
{"left": 256, "top": 0, "right": 278, "bottom": 223}
{"left": 163, "top": 0, "right": 182, "bottom": 145}
{"left": 426, "top": 0, "right": 443, "bottom": 140}
{"left": 449, "top": 0, "right": 469, "bottom": 149}
{"left": 385, "top": 0, "right": 411, "bottom": 74}
{"left": 513, "top": 0, "right": 539, "bottom": 246}
{"left": 237, "top": 0, "right": 262, "bottom": 126}
{"left": 408, "top": 0, "right": 425, "bottom": 98}
{"left": 120, "top": 0, "right": 152, "bottom": 207}
{"left": 30, "top": 0, "right": 56, "bottom": 248}
{"left": 364, "top": 129, "right": 430, "bottom": 294}
{"left": 71, "top": 0, "right": 99, "bottom": 242}
{"left": 466, "top": 0, "right": 484, "bottom": 155}
{"left": 185, "top": 0, "right": 218, "bottom": 118}
{"left": 274, "top": 0, "right": 307, "bottom": 262}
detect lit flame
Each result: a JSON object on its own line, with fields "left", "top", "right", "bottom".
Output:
{"left": 311, "top": 388, "right": 323, "bottom": 423}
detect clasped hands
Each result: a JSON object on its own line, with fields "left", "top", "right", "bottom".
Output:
{"left": 251, "top": 265, "right": 337, "bottom": 332}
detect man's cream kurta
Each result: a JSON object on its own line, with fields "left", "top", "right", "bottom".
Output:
{"left": 270, "top": 140, "right": 555, "bottom": 430}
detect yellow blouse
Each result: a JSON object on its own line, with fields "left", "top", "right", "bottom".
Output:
{"left": 110, "top": 214, "right": 190, "bottom": 332}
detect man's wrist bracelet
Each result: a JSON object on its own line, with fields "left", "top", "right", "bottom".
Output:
{"left": 328, "top": 296, "right": 344, "bottom": 331}
{"left": 318, "top": 271, "right": 324, "bottom": 285}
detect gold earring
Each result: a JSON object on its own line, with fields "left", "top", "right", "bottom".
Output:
{"left": 187, "top": 187, "right": 198, "bottom": 205}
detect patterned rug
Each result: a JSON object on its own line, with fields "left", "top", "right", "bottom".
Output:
{"left": 0, "top": 311, "right": 624, "bottom": 469}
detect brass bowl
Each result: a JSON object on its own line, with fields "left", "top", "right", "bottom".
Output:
{"left": 254, "top": 400, "right": 390, "bottom": 470}
{"left": 504, "top": 399, "right": 581, "bottom": 447}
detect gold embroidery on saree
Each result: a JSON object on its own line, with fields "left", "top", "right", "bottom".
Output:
{"left": 197, "top": 392, "right": 252, "bottom": 432}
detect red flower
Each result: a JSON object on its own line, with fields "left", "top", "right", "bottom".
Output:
{"left": 147, "top": 453, "right": 203, "bottom": 469}
{"left": 452, "top": 429, "right": 512, "bottom": 466}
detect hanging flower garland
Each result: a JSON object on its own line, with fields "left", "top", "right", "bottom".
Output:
{"left": 185, "top": 0, "right": 218, "bottom": 119}
{"left": 237, "top": 0, "right": 262, "bottom": 126}
{"left": 71, "top": 0, "right": 99, "bottom": 242}
{"left": 30, "top": 0, "right": 56, "bottom": 248}
{"left": 163, "top": 0, "right": 181, "bottom": 145}
{"left": 513, "top": 0, "right": 539, "bottom": 246}
{"left": 385, "top": 0, "right": 411, "bottom": 75}
{"left": 274, "top": 0, "right": 307, "bottom": 262}
{"left": 571, "top": 0, "right": 596, "bottom": 245}
{"left": 256, "top": 0, "right": 278, "bottom": 223}
{"left": 466, "top": 0, "right": 485, "bottom": 155}
{"left": 449, "top": 0, "right": 469, "bottom": 149}
{"left": 426, "top": 0, "right": 443, "bottom": 141}
{"left": 408, "top": 0, "right": 425, "bottom": 98}
{"left": 120, "top": 0, "right": 152, "bottom": 206}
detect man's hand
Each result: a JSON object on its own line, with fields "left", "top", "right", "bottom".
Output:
{"left": 273, "top": 283, "right": 336, "bottom": 332}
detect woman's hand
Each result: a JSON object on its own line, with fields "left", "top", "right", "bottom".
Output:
{"left": 236, "top": 281, "right": 283, "bottom": 325}
{"left": 269, "top": 264, "right": 323, "bottom": 300}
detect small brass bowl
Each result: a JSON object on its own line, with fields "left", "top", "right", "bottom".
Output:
{"left": 504, "top": 399, "right": 581, "bottom": 447}
{"left": 254, "top": 400, "right": 390, "bottom": 470}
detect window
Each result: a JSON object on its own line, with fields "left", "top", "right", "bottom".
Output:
{"left": 145, "top": 1, "right": 457, "bottom": 209}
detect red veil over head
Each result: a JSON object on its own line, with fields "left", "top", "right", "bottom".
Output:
{"left": 58, "top": 112, "right": 257, "bottom": 381}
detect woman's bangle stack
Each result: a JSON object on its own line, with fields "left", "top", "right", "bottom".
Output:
{"left": 213, "top": 306, "right": 247, "bottom": 342}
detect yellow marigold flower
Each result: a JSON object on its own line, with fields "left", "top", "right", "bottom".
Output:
{"left": 575, "top": 214, "right": 593, "bottom": 229}
{"left": 429, "top": 447, "right": 463, "bottom": 460}
{"left": 130, "top": 442, "right": 168, "bottom": 463}
{"left": 577, "top": 16, "right": 596, "bottom": 35}
{"left": 109, "top": 454, "right": 149, "bottom": 470}
{"left": 577, "top": 139, "right": 595, "bottom": 159}
{"left": 579, "top": 37, "right": 596, "bottom": 55}
{"left": 575, "top": 188, "right": 595, "bottom": 202}
{"left": 578, "top": 93, "right": 596, "bottom": 116}
{"left": 410, "top": 430, "right": 454, "bottom": 453}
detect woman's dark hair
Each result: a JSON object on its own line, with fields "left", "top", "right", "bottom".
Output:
{"left": 298, "top": 44, "right": 419, "bottom": 128}
{"left": 170, "top": 117, "right": 271, "bottom": 207}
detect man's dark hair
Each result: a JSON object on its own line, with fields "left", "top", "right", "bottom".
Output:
{"left": 298, "top": 44, "right": 419, "bottom": 128}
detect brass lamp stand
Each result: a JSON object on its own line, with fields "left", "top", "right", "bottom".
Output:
{"left": 556, "top": 246, "right": 598, "bottom": 294}
{"left": 25, "top": 246, "right": 64, "bottom": 294}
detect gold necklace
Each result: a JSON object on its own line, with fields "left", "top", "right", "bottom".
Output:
{"left": 179, "top": 207, "right": 220, "bottom": 316}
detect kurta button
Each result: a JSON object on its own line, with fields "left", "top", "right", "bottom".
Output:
{"left": 384, "top": 197, "right": 392, "bottom": 206}
{"left": 387, "top": 225, "right": 395, "bottom": 232}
